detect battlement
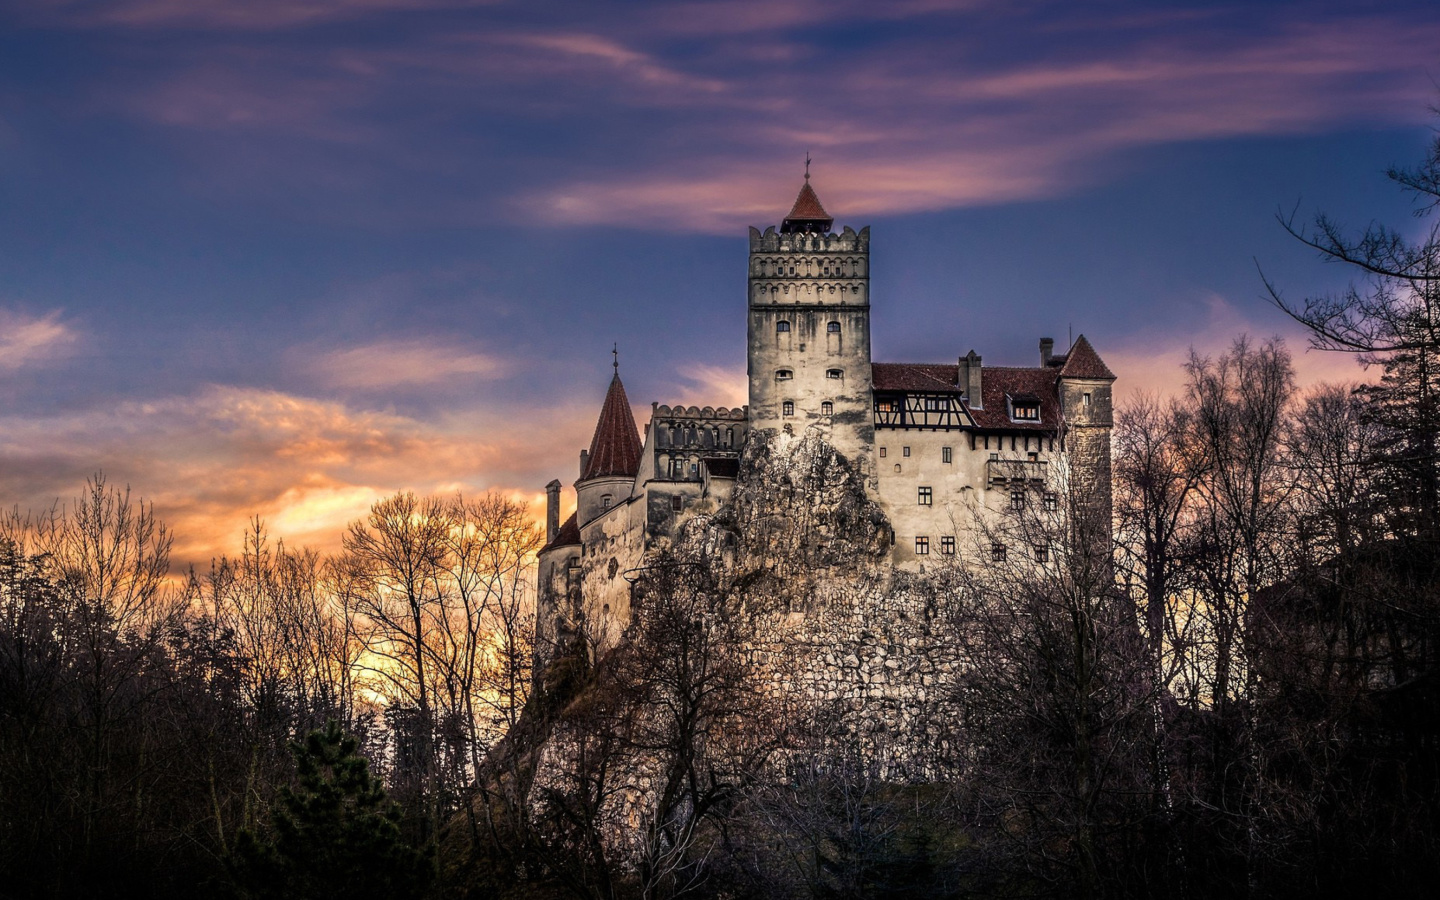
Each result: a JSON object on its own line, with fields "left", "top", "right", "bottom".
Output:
{"left": 748, "top": 225, "right": 870, "bottom": 254}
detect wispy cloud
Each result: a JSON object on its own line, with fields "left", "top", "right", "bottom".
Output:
{"left": 0, "top": 308, "right": 78, "bottom": 370}
{"left": 18, "top": 0, "right": 501, "bottom": 30}
{"left": 297, "top": 338, "right": 508, "bottom": 390}
{"left": 0, "top": 384, "right": 593, "bottom": 566}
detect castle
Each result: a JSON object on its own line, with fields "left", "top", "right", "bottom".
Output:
{"left": 535, "top": 174, "right": 1115, "bottom": 655}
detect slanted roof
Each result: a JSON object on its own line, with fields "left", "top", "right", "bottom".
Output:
{"left": 1058, "top": 334, "right": 1115, "bottom": 380}
{"left": 781, "top": 179, "right": 834, "bottom": 234}
{"left": 871, "top": 362, "right": 1062, "bottom": 430}
{"left": 540, "top": 512, "right": 580, "bottom": 554}
{"left": 872, "top": 362, "right": 961, "bottom": 393}
{"left": 581, "top": 373, "right": 643, "bottom": 480}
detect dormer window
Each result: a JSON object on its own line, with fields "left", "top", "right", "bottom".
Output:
{"left": 777, "top": 321, "right": 791, "bottom": 333}
{"left": 1008, "top": 392, "right": 1041, "bottom": 422}
{"left": 826, "top": 369, "right": 842, "bottom": 379}
{"left": 776, "top": 369, "right": 793, "bottom": 380}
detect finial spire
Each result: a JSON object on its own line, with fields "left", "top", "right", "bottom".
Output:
{"left": 612, "top": 343, "right": 619, "bottom": 373}
{"left": 804, "top": 151, "right": 811, "bottom": 181}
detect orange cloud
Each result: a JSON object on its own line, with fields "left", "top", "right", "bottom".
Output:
{"left": 296, "top": 338, "right": 508, "bottom": 390}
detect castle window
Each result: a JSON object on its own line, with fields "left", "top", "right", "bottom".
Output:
{"left": 826, "top": 369, "right": 842, "bottom": 379}
{"left": 918, "top": 487, "right": 932, "bottom": 506}
{"left": 1083, "top": 392, "right": 1092, "bottom": 409}
{"left": 942, "top": 446, "right": 953, "bottom": 464}
{"left": 726, "top": 427, "right": 734, "bottom": 447}
{"left": 601, "top": 495, "right": 612, "bottom": 510}
{"left": 827, "top": 321, "right": 840, "bottom": 333}
{"left": 776, "top": 320, "right": 791, "bottom": 333}
{"left": 876, "top": 399, "right": 896, "bottom": 413}
{"left": 1044, "top": 493, "right": 1058, "bottom": 511}
{"left": 782, "top": 400, "right": 794, "bottom": 417}
{"left": 990, "top": 452, "right": 1000, "bottom": 461}
{"left": 894, "top": 464, "right": 901, "bottom": 472}
{"left": 1012, "top": 401, "right": 1040, "bottom": 421}
{"left": 903, "top": 446, "right": 911, "bottom": 458}
{"left": 1011, "top": 490, "right": 1025, "bottom": 510}
{"left": 991, "top": 543, "right": 1006, "bottom": 562}
{"left": 789, "top": 265, "right": 796, "bottom": 275}
{"left": 776, "top": 369, "right": 793, "bottom": 380}
{"left": 879, "top": 447, "right": 887, "bottom": 458}
{"left": 822, "top": 401, "right": 833, "bottom": 415}
{"left": 941, "top": 536, "right": 956, "bottom": 555}
{"left": 1034, "top": 545, "right": 1049, "bottom": 563}
{"left": 915, "top": 536, "right": 929, "bottom": 556}
{"left": 671, "top": 495, "right": 683, "bottom": 512}
{"left": 924, "top": 397, "right": 946, "bottom": 411}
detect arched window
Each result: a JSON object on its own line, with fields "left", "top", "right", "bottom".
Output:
{"left": 776, "top": 320, "right": 791, "bottom": 333}
{"left": 827, "top": 321, "right": 841, "bottom": 333}
{"left": 821, "top": 401, "right": 833, "bottom": 415}
{"left": 776, "top": 369, "right": 793, "bottom": 380}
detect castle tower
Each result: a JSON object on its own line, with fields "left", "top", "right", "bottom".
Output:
{"left": 747, "top": 173, "right": 875, "bottom": 467}
{"left": 575, "top": 362, "right": 643, "bottom": 528}
{"left": 1056, "top": 334, "right": 1116, "bottom": 546}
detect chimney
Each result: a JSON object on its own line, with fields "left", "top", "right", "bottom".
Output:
{"left": 1040, "top": 337, "right": 1054, "bottom": 366}
{"left": 579, "top": 449, "right": 590, "bottom": 480}
{"left": 961, "top": 350, "right": 983, "bottom": 408}
{"left": 545, "top": 480, "right": 561, "bottom": 544}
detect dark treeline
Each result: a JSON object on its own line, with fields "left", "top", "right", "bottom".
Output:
{"left": 4, "top": 122, "right": 1440, "bottom": 900}
{"left": 0, "top": 486, "right": 539, "bottom": 899}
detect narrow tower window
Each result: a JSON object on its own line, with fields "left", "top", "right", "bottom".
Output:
{"left": 782, "top": 401, "right": 794, "bottom": 417}
{"left": 942, "top": 446, "right": 953, "bottom": 464}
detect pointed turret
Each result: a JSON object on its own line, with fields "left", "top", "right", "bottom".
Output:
{"left": 581, "top": 371, "right": 643, "bottom": 481}
{"left": 781, "top": 174, "right": 834, "bottom": 234}
{"left": 1058, "top": 334, "right": 1116, "bottom": 381}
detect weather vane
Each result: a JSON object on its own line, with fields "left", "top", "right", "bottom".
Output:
{"left": 612, "top": 342, "right": 619, "bottom": 373}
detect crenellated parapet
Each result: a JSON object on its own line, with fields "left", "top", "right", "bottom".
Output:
{"left": 748, "top": 224, "right": 870, "bottom": 254}
{"left": 648, "top": 403, "right": 748, "bottom": 482}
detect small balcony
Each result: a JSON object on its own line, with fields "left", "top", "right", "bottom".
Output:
{"left": 987, "top": 459, "right": 1047, "bottom": 488}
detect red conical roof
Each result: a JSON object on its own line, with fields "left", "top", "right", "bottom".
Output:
{"left": 581, "top": 373, "right": 643, "bottom": 480}
{"left": 1058, "top": 335, "right": 1116, "bottom": 380}
{"left": 781, "top": 179, "right": 834, "bottom": 233}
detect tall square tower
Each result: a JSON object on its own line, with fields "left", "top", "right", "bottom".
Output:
{"left": 747, "top": 177, "right": 875, "bottom": 469}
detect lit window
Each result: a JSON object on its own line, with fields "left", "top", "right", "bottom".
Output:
{"left": 1083, "top": 392, "right": 1092, "bottom": 409}
{"left": 880, "top": 447, "right": 887, "bottom": 457}
{"left": 942, "top": 447, "right": 953, "bottom": 464}
{"left": 991, "top": 543, "right": 1006, "bottom": 562}
{"left": 1034, "top": 545, "right": 1049, "bottom": 563}
{"left": 1013, "top": 403, "right": 1040, "bottom": 421}
{"left": 941, "top": 536, "right": 955, "bottom": 555}
{"left": 918, "top": 487, "right": 932, "bottom": 506}
{"left": 826, "top": 369, "right": 842, "bottom": 379}
{"left": 821, "top": 401, "right": 833, "bottom": 415}
{"left": 903, "top": 446, "right": 911, "bottom": 458}
{"left": 782, "top": 400, "right": 794, "bottom": 416}
{"left": 776, "top": 369, "right": 793, "bottom": 380}
{"left": 827, "top": 321, "right": 841, "bottom": 333}
{"left": 1011, "top": 491, "right": 1025, "bottom": 510}
{"left": 915, "top": 536, "right": 929, "bottom": 555}
{"left": 777, "top": 321, "right": 791, "bottom": 333}
{"left": 1044, "top": 493, "right": 1058, "bottom": 511}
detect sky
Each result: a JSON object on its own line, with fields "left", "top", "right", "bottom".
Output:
{"left": 2, "top": 0, "right": 1438, "bottom": 567}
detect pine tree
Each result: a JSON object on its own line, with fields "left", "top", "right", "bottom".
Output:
{"left": 232, "top": 720, "right": 432, "bottom": 900}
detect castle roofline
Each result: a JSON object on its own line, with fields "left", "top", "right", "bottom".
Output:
{"left": 581, "top": 372, "right": 643, "bottom": 481}
{"left": 1057, "top": 334, "right": 1116, "bottom": 380}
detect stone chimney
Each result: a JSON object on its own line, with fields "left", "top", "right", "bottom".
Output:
{"left": 958, "top": 349, "right": 983, "bottom": 408}
{"left": 1040, "top": 337, "right": 1054, "bottom": 366}
{"left": 545, "top": 479, "right": 561, "bottom": 544}
{"left": 579, "top": 449, "right": 589, "bottom": 480}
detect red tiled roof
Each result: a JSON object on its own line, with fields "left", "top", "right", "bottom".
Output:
{"left": 581, "top": 373, "right": 643, "bottom": 480}
{"left": 540, "top": 512, "right": 580, "bottom": 553}
{"left": 872, "top": 362, "right": 960, "bottom": 392}
{"left": 871, "top": 362, "right": 1061, "bottom": 430}
{"left": 1058, "top": 334, "right": 1115, "bottom": 380}
{"left": 786, "top": 181, "right": 830, "bottom": 222}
